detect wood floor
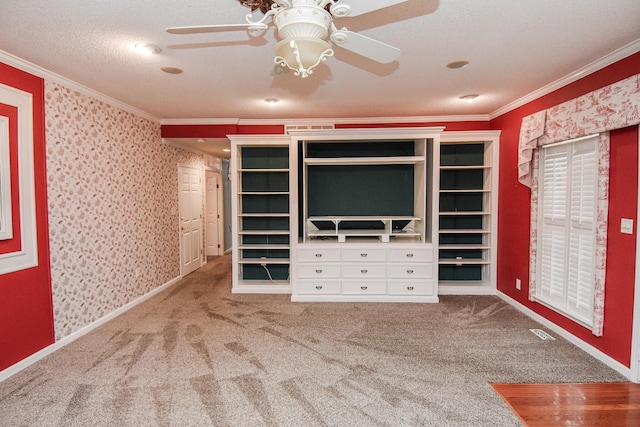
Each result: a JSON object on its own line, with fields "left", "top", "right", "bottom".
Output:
{"left": 492, "top": 383, "right": 640, "bottom": 426}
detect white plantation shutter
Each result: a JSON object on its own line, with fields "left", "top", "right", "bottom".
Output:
{"left": 536, "top": 135, "right": 598, "bottom": 326}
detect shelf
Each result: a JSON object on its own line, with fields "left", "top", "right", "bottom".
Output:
{"left": 439, "top": 245, "right": 490, "bottom": 250}
{"left": 238, "top": 168, "right": 289, "bottom": 173}
{"left": 239, "top": 230, "right": 290, "bottom": 235}
{"left": 439, "top": 211, "right": 490, "bottom": 216}
{"left": 439, "top": 189, "right": 489, "bottom": 194}
{"left": 309, "top": 215, "right": 420, "bottom": 221}
{"left": 439, "top": 165, "right": 491, "bottom": 170}
{"left": 305, "top": 156, "right": 424, "bottom": 165}
{"left": 439, "top": 228, "right": 490, "bottom": 233}
{"left": 239, "top": 213, "right": 289, "bottom": 217}
{"left": 438, "top": 259, "right": 490, "bottom": 265}
{"left": 239, "top": 244, "right": 290, "bottom": 250}
{"left": 239, "top": 258, "right": 291, "bottom": 264}
{"left": 239, "top": 191, "right": 290, "bottom": 195}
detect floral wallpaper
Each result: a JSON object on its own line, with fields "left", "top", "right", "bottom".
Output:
{"left": 45, "top": 82, "right": 204, "bottom": 340}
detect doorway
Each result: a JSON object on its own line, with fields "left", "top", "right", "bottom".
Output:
{"left": 178, "top": 165, "right": 202, "bottom": 276}
{"left": 205, "top": 170, "right": 224, "bottom": 256}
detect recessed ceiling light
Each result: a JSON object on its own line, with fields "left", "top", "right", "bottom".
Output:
{"left": 161, "top": 66, "right": 183, "bottom": 74}
{"left": 447, "top": 60, "right": 470, "bottom": 69}
{"left": 265, "top": 98, "right": 279, "bottom": 105}
{"left": 459, "top": 94, "right": 479, "bottom": 103}
{"left": 135, "top": 43, "right": 162, "bottom": 56}
{"left": 196, "top": 139, "right": 206, "bottom": 143}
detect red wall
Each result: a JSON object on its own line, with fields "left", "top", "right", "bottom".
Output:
{"left": 0, "top": 63, "right": 54, "bottom": 371}
{"left": 490, "top": 51, "right": 640, "bottom": 367}
{"left": 160, "top": 123, "right": 285, "bottom": 138}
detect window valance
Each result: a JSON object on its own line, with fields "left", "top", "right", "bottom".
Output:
{"left": 519, "top": 73, "right": 640, "bottom": 187}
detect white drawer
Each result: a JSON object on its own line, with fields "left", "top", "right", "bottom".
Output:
{"left": 297, "top": 263, "right": 341, "bottom": 278}
{"left": 387, "top": 280, "right": 434, "bottom": 296}
{"left": 388, "top": 263, "right": 433, "bottom": 279}
{"left": 341, "top": 248, "right": 386, "bottom": 262}
{"left": 297, "top": 280, "right": 341, "bottom": 295}
{"left": 342, "top": 264, "right": 386, "bottom": 278}
{"left": 342, "top": 280, "right": 386, "bottom": 295}
{"left": 388, "top": 247, "right": 433, "bottom": 262}
{"left": 297, "top": 247, "right": 340, "bottom": 262}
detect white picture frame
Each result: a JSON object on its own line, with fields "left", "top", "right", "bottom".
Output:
{"left": 0, "top": 83, "right": 38, "bottom": 274}
{"left": 0, "top": 115, "right": 12, "bottom": 240}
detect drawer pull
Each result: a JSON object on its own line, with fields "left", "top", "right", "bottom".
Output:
{"left": 406, "top": 253, "right": 414, "bottom": 258}
{"left": 407, "top": 269, "right": 414, "bottom": 274}
{"left": 315, "top": 285, "right": 323, "bottom": 290}
{"left": 361, "top": 269, "right": 368, "bottom": 274}
{"left": 361, "top": 286, "right": 368, "bottom": 291}
{"left": 407, "top": 286, "right": 414, "bottom": 291}
{"left": 315, "top": 253, "right": 322, "bottom": 258}
{"left": 315, "top": 269, "right": 323, "bottom": 274}
{"left": 360, "top": 253, "right": 368, "bottom": 257}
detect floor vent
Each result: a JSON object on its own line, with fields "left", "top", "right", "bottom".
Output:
{"left": 529, "top": 328, "right": 556, "bottom": 341}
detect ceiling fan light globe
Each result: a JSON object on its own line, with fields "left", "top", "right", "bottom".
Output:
{"left": 274, "top": 37, "right": 333, "bottom": 78}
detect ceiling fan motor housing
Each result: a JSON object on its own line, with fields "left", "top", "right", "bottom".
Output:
{"left": 273, "top": 1, "right": 332, "bottom": 41}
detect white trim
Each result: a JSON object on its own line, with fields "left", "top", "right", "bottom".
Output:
{"left": 497, "top": 291, "right": 631, "bottom": 380}
{"left": 0, "top": 275, "right": 182, "bottom": 383}
{"left": 631, "top": 126, "right": 640, "bottom": 383}
{"left": 232, "top": 284, "right": 292, "bottom": 294}
{"left": 540, "top": 133, "right": 601, "bottom": 149}
{"left": 490, "top": 38, "right": 640, "bottom": 120}
{"left": 0, "top": 49, "right": 159, "bottom": 123}
{"left": 438, "top": 286, "right": 496, "bottom": 295}
{"left": 0, "top": 83, "right": 38, "bottom": 274}
{"left": 0, "top": 116, "right": 12, "bottom": 240}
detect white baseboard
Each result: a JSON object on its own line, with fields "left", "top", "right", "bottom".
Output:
{"left": 496, "top": 291, "right": 632, "bottom": 381}
{"left": 0, "top": 275, "right": 182, "bottom": 383}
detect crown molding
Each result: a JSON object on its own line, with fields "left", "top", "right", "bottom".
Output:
{"left": 489, "top": 37, "right": 640, "bottom": 120}
{"left": 0, "top": 49, "right": 160, "bottom": 123}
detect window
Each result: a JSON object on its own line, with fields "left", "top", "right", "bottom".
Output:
{"left": 535, "top": 134, "right": 599, "bottom": 326}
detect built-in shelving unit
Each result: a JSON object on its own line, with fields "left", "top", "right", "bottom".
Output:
{"left": 228, "top": 129, "right": 500, "bottom": 300}
{"left": 438, "top": 131, "right": 500, "bottom": 294}
{"left": 229, "top": 135, "right": 292, "bottom": 293}
{"left": 289, "top": 127, "right": 444, "bottom": 303}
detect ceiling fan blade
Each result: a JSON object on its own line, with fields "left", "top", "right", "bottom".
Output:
{"left": 330, "top": 30, "right": 400, "bottom": 63}
{"left": 166, "top": 23, "right": 268, "bottom": 35}
{"left": 330, "top": 0, "right": 410, "bottom": 17}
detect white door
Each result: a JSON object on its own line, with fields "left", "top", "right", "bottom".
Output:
{"left": 179, "top": 165, "right": 202, "bottom": 276}
{"left": 206, "top": 171, "right": 223, "bottom": 256}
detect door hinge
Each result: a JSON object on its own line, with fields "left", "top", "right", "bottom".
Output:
{"left": 217, "top": 244, "right": 221, "bottom": 248}
{"left": 216, "top": 184, "right": 220, "bottom": 189}
{"left": 217, "top": 214, "right": 220, "bottom": 219}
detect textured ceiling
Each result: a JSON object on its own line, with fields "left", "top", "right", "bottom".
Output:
{"left": 0, "top": 0, "right": 639, "bottom": 122}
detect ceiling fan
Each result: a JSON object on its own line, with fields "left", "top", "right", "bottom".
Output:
{"left": 167, "top": 0, "right": 410, "bottom": 78}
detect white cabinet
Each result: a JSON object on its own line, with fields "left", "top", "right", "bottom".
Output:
{"left": 292, "top": 243, "right": 437, "bottom": 302}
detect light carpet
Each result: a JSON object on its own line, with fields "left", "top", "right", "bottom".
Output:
{"left": 0, "top": 255, "right": 627, "bottom": 426}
